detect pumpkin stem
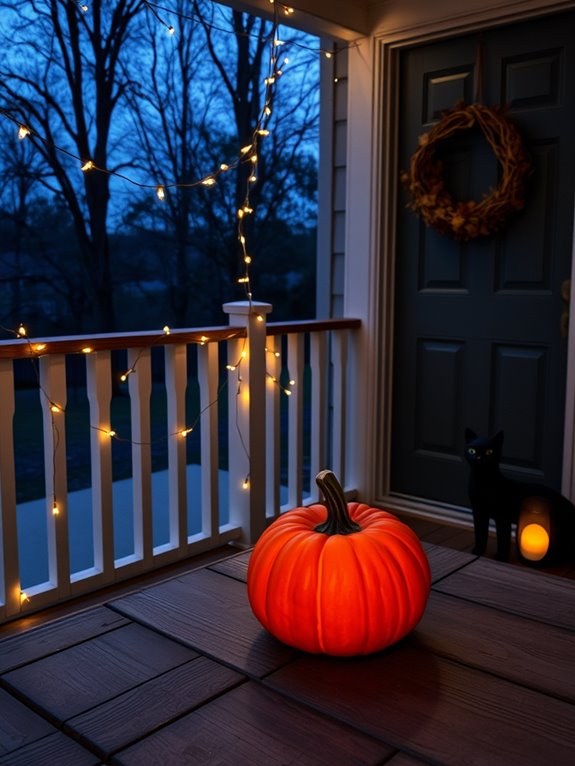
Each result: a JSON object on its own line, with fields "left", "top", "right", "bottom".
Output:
{"left": 314, "top": 470, "right": 361, "bottom": 535}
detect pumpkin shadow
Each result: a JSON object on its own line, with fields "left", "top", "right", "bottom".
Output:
{"left": 261, "top": 633, "right": 442, "bottom": 751}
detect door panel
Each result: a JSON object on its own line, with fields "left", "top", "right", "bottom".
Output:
{"left": 391, "top": 12, "right": 575, "bottom": 507}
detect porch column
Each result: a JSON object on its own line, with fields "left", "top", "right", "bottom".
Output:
{"left": 223, "top": 300, "right": 272, "bottom": 545}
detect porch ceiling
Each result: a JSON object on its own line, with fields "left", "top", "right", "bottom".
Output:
{"left": 212, "top": 0, "right": 371, "bottom": 39}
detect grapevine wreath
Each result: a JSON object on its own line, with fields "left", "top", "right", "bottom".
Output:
{"left": 401, "top": 102, "right": 531, "bottom": 241}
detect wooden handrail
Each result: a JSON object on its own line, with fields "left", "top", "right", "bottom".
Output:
{"left": 0, "top": 317, "right": 361, "bottom": 359}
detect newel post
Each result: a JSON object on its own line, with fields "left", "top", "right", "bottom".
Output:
{"left": 223, "top": 300, "right": 272, "bottom": 545}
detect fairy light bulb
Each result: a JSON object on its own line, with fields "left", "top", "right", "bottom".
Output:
{"left": 257, "top": 129, "right": 270, "bottom": 136}
{"left": 167, "top": 25, "right": 175, "bottom": 35}
{"left": 18, "top": 125, "right": 30, "bottom": 140}
{"left": 201, "top": 176, "right": 215, "bottom": 186}
{"left": 220, "top": 163, "right": 229, "bottom": 171}
{"left": 163, "top": 325, "right": 171, "bottom": 335}
{"left": 81, "top": 160, "right": 95, "bottom": 172}
{"left": 107, "top": 429, "right": 116, "bottom": 438}
{"left": 156, "top": 185, "right": 165, "bottom": 201}
{"left": 82, "top": 346, "right": 93, "bottom": 354}
{"left": 240, "top": 144, "right": 252, "bottom": 155}
{"left": 325, "top": 51, "right": 333, "bottom": 59}
{"left": 50, "top": 403, "right": 63, "bottom": 413}
{"left": 34, "top": 343, "right": 46, "bottom": 352}
{"left": 244, "top": 255, "right": 252, "bottom": 264}
{"left": 17, "top": 324, "right": 27, "bottom": 337}
{"left": 264, "top": 106, "right": 272, "bottom": 116}
{"left": 243, "top": 476, "right": 250, "bottom": 489}
{"left": 180, "top": 428, "right": 192, "bottom": 437}
{"left": 52, "top": 501, "right": 59, "bottom": 516}
{"left": 20, "top": 591, "right": 29, "bottom": 604}
{"left": 249, "top": 174, "right": 257, "bottom": 183}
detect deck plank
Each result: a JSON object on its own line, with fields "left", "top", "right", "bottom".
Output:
{"left": 265, "top": 645, "right": 575, "bottom": 766}
{"left": 434, "top": 557, "right": 575, "bottom": 630}
{"left": 0, "top": 688, "right": 55, "bottom": 757}
{"left": 67, "top": 656, "right": 245, "bottom": 758}
{"left": 110, "top": 568, "right": 297, "bottom": 676}
{"left": 410, "top": 591, "right": 575, "bottom": 702}
{"left": 0, "top": 606, "right": 129, "bottom": 673}
{"left": 208, "top": 550, "right": 250, "bottom": 581}
{"left": 2, "top": 622, "right": 197, "bottom": 720}
{"left": 0, "top": 732, "right": 100, "bottom": 766}
{"left": 112, "top": 680, "right": 394, "bottom": 766}
{"left": 423, "top": 542, "right": 476, "bottom": 582}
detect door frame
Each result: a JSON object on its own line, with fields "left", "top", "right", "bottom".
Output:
{"left": 369, "top": 2, "right": 575, "bottom": 522}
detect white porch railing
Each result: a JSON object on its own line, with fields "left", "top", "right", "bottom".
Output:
{"left": 0, "top": 303, "right": 360, "bottom": 623}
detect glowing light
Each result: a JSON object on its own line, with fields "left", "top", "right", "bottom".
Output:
{"left": 243, "top": 476, "right": 250, "bottom": 489}
{"left": 240, "top": 144, "right": 252, "bottom": 155}
{"left": 81, "top": 160, "right": 95, "bottom": 172}
{"left": 202, "top": 176, "right": 216, "bottom": 186}
{"left": 20, "top": 591, "right": 29, "bottom": 604}
{"left": 34, "top": 343, "right": 46, "bottom": 352}
{"left": 50, "top": 403, "right": 63, "bottom": 413}
{"left": 244, "top": 255, "right": 252, "bottom": 264}
{"left": 264, "top": 106, "right": 272, "bottom": 116}
{"left": 199, "top": 335, "right": 208, "bottom": 345}
{"left": 52, "top": 502, "right": 59, "bottom": 516}
{"left": 238, "top": 277, "right": 249, "bottom": 284}
{"left": 257, "top": 129, "right": 270, "bottom": 136}
{"left": 289, "top": 379, "right": 296, "bottom": 386}
{"left": 18, "top": 125, "right": 30, "bottom": 140}
{"left": 17, "top": 324, "right": 27, "bottom": 337}
{"left": 256, "top": 314, "right": 263, "bottom": 322}
{"left": 325, "top": 51, "right": 333, "bottom": 59}
{"left": 226, "top": 364, "right": 237, "bottom": 371}
{"left": 180, "top": 428, "right": 193, "bottom": 437}
{"left": 82, "top": 346, "right": 93, "bottom": 354}
{"left": 167, "top": 25, "right": 175, "bottom": 35}
{"left": 265, "top": 77, "right": 276, "bottom": 85}
{"left": 274, "top": 39, "right": 285, "bottom": 46}
{"left": 156, "top": 185, "right": 166, "bottom": 201}
{"left": 220, "top": 163, "right": 229, "bottom": 171}
{"left": 163, "top": 325, "right": 171, "bottom": 335}
{"left": 80, "top": 3, "right": 88, "bottom": 11}
{"left": 520, "top": 523, "right": 550, "bottom": 561}
{"left": 249, "top": 174, "right": 257, "bottom": 183}
{"left": 107, "top": 429, "right": 116, "bottom": 438}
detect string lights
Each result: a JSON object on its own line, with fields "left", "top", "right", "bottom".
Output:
{"left": 1, "top": 0, "right": 316, "bottom": 562}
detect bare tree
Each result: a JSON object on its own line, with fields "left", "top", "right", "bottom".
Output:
{"left": 122, "top": 0, "right": 319, "bottom": 324}
{"left": 0, "top": 0, "right": 142, "bottom": 332}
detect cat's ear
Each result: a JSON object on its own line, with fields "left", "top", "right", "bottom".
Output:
{"left": 465, "top": 427, "right": 477, "bottom": 441}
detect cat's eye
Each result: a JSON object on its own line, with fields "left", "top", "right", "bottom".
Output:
{"left": 468, "top": 448, "right": 476, "bottom": 455}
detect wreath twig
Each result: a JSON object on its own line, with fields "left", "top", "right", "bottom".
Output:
{"left": 401, "top": 102, "right": 531, "bottom": 241}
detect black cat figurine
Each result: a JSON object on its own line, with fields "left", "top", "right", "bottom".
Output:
{"left": 464, "top": 428, "right": 575, "bottom": 563}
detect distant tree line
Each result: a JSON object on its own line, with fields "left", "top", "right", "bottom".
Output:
{"left": 0, "top": 0, "right": 319, "bottom": 335}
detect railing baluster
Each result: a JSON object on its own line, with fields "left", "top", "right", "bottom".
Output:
{"left": 0, "top": 359, "right": 20, "bottom": 616}
{"left": 128, "top": 347, "right": 153, "bottom": 566}
{"left": 198, "top": 341, "right": 220, "bottom": 538}
{"left": 331, "top": 330, "right": 348, "bottom": 485}
{"left": 86, "top": 351, "right": 115, "bottom": 579}
{"left": 309, "top": 331, "right": 328, "bottom": 502}
{"left": 224, "top": 301, "right": 271, "bottom": 544}
{"left": 165, "top": 344, "right": 188, "bottom": 552}
{"left": 265, "top": 335, "right": 281, "bottom": 517}
{"left": 287, "top": 332, "right": 304, "bottom": 508}
{"left": 39, "top": 354, "right": 70, "bottom": 596}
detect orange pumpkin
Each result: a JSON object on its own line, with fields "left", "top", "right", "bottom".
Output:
{"left": 247, "top": 470, "right": 431, "bottom": 656}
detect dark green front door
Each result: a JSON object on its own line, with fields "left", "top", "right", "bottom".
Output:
{"left": 391, "top": 11, "right": 575, "bottom": 507}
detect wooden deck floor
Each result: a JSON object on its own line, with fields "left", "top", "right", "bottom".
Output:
{"left": 1, "top": 518, "right": 575, "bottom": 765}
